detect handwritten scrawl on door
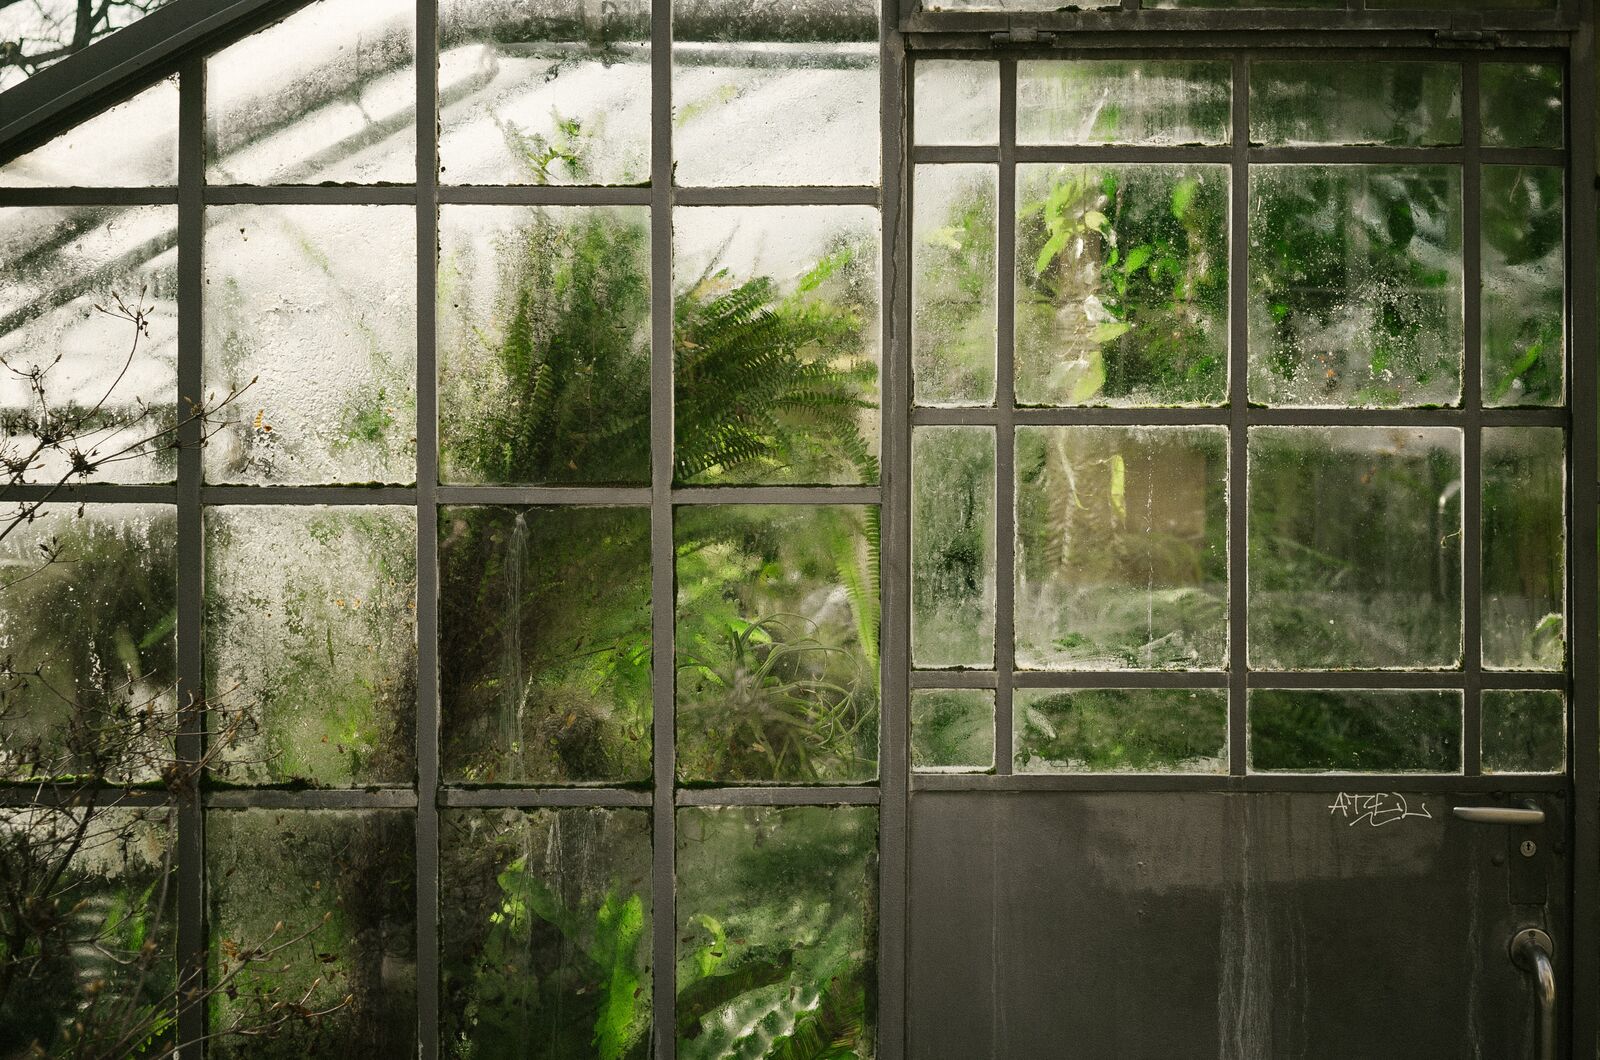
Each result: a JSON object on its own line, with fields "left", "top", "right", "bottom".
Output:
{"left": 1327, "top": 792, "right": 1434, "bottom": 828}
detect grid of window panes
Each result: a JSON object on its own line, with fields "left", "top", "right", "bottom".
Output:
{"left": 908, "top": 55, "right": 1570, "bottom": 779}
{"left": 0, "top": 0, "right": 884, "bottom": 1054}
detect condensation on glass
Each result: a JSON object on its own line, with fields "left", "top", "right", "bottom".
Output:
{"left": 1482, "top": 166, "right": 1564, "bottom": 407}
{"left": 1014, "top": 688, "right": 1228, "bottom": 774}
{"left": 0, "top": 78, "right": 177, "bottom": 187}
{"left": 1017, "top": 61, "right": 1231, "bottom": 147}
{"left": 912, "top": 426, "right": 996, "bottom": 668}
{"left": 914, "top": 61, "right": 1000, "bottom": 146}
{"left": 1481, "top": 63, "right": 1564, "bottom": 150}
{"left": 1250, "top": 62, "right": 1462, "bottom": 147}
{"left": 1482, "top": 427, "right": 1565, "bottom": 671}
{"left": 913, "top": 164, "right": 998, "bottom": 406}
{"left": 910, "top": 689, "right": 996, "bottom": 772}
{"left": 1481, "top": 690, "right": 1565, "bottom": 775}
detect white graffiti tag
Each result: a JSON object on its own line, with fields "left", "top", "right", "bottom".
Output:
{"left": 1327, "top": 792, "right": 1434, "bottom": 828}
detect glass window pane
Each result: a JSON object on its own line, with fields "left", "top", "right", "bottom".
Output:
{"left": 1147, "top": 0, "right": 1339, "bottom": 7}
{"left": 438, "top": 0, "right": 651, "bottom": 186}
{"left": 1369, "top": 0, "right": 1553, "bottom": 10}
{"left": 1481, "top": 689, "right": 1564, "bottom": 774}
{"left": 0, "top": 78, "right": 177, "bottom": 187}
{"left": 674, "top": 0, "right": 878, "bottom": 187}
{"left": 913, "top": 164, "right": 997, "bottom": 406}
{"left": 675, "top": 206, "right": 880, "bottom": 486}
{"left": 1248, "top": 427, "right": 1462, "bottom": 670}
{"left": 1014, "top": 688, "right": 1227, "bottom": 774}
{"left": 1249, "top": 689, "right": 1461, "bottom": 773}
{"left": 675, "top": 505, "right": 878, "bottom": 783}
{"left": 203, "top": 205, "right": 417, "bottom": 485}
{"left": 1017, "top": 61, "right": 1231, "bottom": 147}
{"left": 1016, "top": 164, "right": 1229, "bottom": 407}
{"left": 1482, "top": 63, "right": 1563, "bottom": 150}
{"left": 1250, "top": 62, "right": 1461, "bottom": 147}
{"left": 0, "top": 205, "right": 178, "bottom": 484}
{"left": 1249, "top": 165, "right": 1463, "bottom": 408}
{"left": 1016, "top": 426, "right": 1228, "bottom": 671}
{"left": 206, "top": 0, "right": 417, "bottom": 185}
{"left": 910, "top": 689, "right": 995, "bottom": 772}
{"left": 438, "top": 204, "right": 651, "bottom": 485}
{"left": 1483, "top": 166, "right": 1564, "bottom": 407}
{"left": 0, "top": 504, "right": 175, "bottom": 782}
{"left": 440, "top": 506, "right": 652, "bottom": 784}
{"left": 207, "top": 809, "right": 416, "bottom": 1056}
{"left": 914, "top": 61, "right": 999, "bottom": 145}
{"left": 205, "top": 506, "right": 417, "bottom": 787}
{"left": 440, "top": 807, "right": 652, "bottom": 1058}
{"left": 675, "top": 805, "right": 877, "bottom": 1060}
{"left": 913, "top": 427, "right": 995, "bottom": 669}
{"left": 1483, "top": 427, "right": 1565, "bottom": 671}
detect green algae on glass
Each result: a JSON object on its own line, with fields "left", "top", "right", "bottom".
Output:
{"left": 1014, "top": 688, "right": 1227, "bottom": 774}
{"left": 912, "top": 426, "right": 995, "bottom": 669}
{"left": 1481, "top": 690, "right": 1565, "bottom": 774}
{"left": 910, "top": 689, "right": 995, "bottom": 772}
{"left": 1249, "top": 689, "right": 1461, "bottom": 773}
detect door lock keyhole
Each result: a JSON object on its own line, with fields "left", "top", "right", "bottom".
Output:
{"left": 1520, "top": 839, "right": 1538, "bottom": 858}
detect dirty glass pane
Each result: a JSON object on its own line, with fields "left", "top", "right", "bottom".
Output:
{"left": 440, "top": 807, "right": 652, "bottom": 1058}
{"left": 1483, "top": 166, "right": 1564, "bottom": 407}
{"left": 1250, "top": 62, "right": 1461, "bottom": 147}
{"left": 440, "top": 506, "right": 651, "bottom": 784}
{"left": 207, "top": 809, "right": 416, "bottom": 1058}
{"left": 1148, "top": 0, "right": 1339, "bottom": 7}
{"left": 1014, "top": 688, "right": 1228, "bottom": 774}
{"left": 438, "top": 205, "right": 650, "bottom": 485}
{"left": 203, "top": 205, "right": 417, "bottom": 485}
{"left": 910, "top": 689, "right": 995, "bottom": 772}
{"left": 205, "top": 506, "right": 417, "bottom": 787}
{"left": 913, "top": 427, "right": 995, "bottom": 669}
{"left": 1248, "top": 427, "right": 1462, "bottom": 670}
{"left": 923, "top": 0, "right": 1112, "bottom": 10}
{"left": 1483, "top": 428, "right": 1564, "bottom": 671}
{"left": 1249, "top": 689, "right": 1461, "bottom": 773}
{"left": 1248, "top": 165, "right": 1463, "bottom": 407}
{"left": 1369, "top": 0, "right": 1552, "bottom": 9}
{"left": 1482, "top": 64, "right": 1563, "bottom": 150}
{"left": 674, "top": 0, "right": 878, "bottom": 187}
{"left": 0, "top": 1, "right": 177, "bottom": 91}
{"left": 0, "top": 205, "right": 178, "bottom": 484}
{"left": 1481, "top": 690, "right": 1564, "bottom": 774}
{"left": 1016, "top": 164, "right": 1229, "bottom": 407}
{"left": 206, "top": 0, "right": 417, "bottom": 185}
{"left": 675, "top": 207, "right": 880, "bottom": 485}
{"left": 913, "top": 164, "right": 997, "bottom": 406}
{"left": 1016, "top": 426, "right": 1228, "bottom": 671}
{"left": 675, "top": 806, "right": 877, "bottom": 1060}
{"left": 0, "top": 807, "right": 174, "bottom": 1054}
{"left": 438, "top": 0, "right": 651, "bottom": 186}
{"left": 0, "top": 505, "right": 175, "bottom": 782}
{"left": 675, "top": 506, "right": 878, "bottom": 784}
{"left": 914, "top": 61, "right": 999, "bottom": 145}
{"left": 0, "top": 78, "right": 177, "bottom": 187}
{"left": 1017, "top": 61, "right": 1231, "bottom": 146}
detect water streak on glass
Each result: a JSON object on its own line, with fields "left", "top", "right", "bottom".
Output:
{"left": 1017, "top": 61, "right": 1231, "bottom": 146}
{"left": 914, "top": 60, "right": 999, "bottom": 146}
{"left": 1482, "top": 427, "right": 1565, "bottom": 670}
{"left": 1481, "top": 690, "right": 1565, "bottom": 774}
{"left": 913, "top": 164, "right": 998, "bottom": 406}
{"left": 912, "top": 426, "right": 996, "bottom": 668}
{"left": 1482, "top": 166, "right": 1564, "bottom": 407}
{"left": 1481, "top": 63, "right": 1564, "bottom": 150}
{"left": 1250, "top": 62, "right": 1462, "bottom": 147}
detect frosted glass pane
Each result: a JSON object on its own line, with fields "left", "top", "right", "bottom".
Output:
{"left": 0, "top": 205, "right": 177, "bottom": 483}
{"left": 207, "top": 809, "right": 416, "bottom": 1056}
{"left": 0, "top": 505, "right": 175, "bottom": 782}
{"left": 675, "top": 806, "right": 877, "bottom": 1060}
{"left": 1017, "top": 61, "right": 1230, "bottom": 146}
{"left": 1482, "top": 64, "right": 1563, "bottom": 149}
{"left": 912, "top": 427, "right": 995, "bottom": 668}
{"left": 1016, "top": 426, "right": 1228, "bottom": 671}
{"left": 205, "top": 506, "right": 417, "bottom": 787}
{"left": 1014, "top": 688, "right": 1227, "bottom": 774}
{"left": 1016, "top": 164, "right": 1229, "bottom": 407}
{"left": 1483, "top": 166, "right": 1563, "bottom": 406}
{"left": 1249, "top": 165, "right": 1462, "bottom": 407}
{"left": 674, "top": 0, "right": 878, "bottom": 186}
{"left": 1250, "top": 62, "right": 1461, "bottom": 147}
{"left": 675, "top": 505, "right": 878, "bottom": 783}
{"left": 911, "top": 689, "right": 995, "bottom": 772}
{"left": 438, "top": 205, "right": 651, "bottom": 485}
{"left": 440, "top": 808, "right": 652, "bottom": 1058}
{"left": 1482, "top": 428, "right": 1564, "bottom": 671}
{"left": 1482, "top": 690, "right": 1564, "bottom": 774}
{"left": 438, "top": 0, "right": 651, "bottom": 185}
{"left": 1249, "top": 690, "right": 1461, "bottom": 773}
{"left": 0, "top": 78, "right": 177, "bottom": 187}
{"left": 206, "top": 0, "right": 417, "bottom": 185}
{"left": 674, "top": 206, "right": 880, "bottom": 485}
{"left": 913, "top": 164, "right": 997, "bottom": 406}
{"left": 203, "top": 205, "right": 417, "bottom": 485}
{"left": 914, "top": 61, "right": 999, "bottom": 145}
{"left": 440, "top": 506, "right": 652, "bottom": 784}
{"left": 1248, "top": 427, "right": 1462, "bottom": 670}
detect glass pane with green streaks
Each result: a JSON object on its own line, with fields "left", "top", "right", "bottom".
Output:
{"left": 1017, "top": 61, "right": 1231, "bottom": 146}
{"left": 911, "top": 689, "right": 995, "bottom": 772}
{"left": 1014, "top": 688, "right": 1227, "bottom": 773}
{"left": 1249, "top": 689, "right": 1461, "bottom": 773}
{"left": 912, "top": 426, "right": 995, "bottom": 669}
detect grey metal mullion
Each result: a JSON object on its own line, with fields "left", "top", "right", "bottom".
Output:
{"left": 1462, "top": 60, "right": 1484, "bottom": 776}
{"left": 439, "top": 185, "right": 650, "bottom": 206}
{"left": 1227, "top": 55, "right": 1248, "bottom": 777}
{"left": 0, "top": 785, "right": 172, "bottom": 807}
{"left": 174, "top": 55, "right": 207, "bottom": 1058}
{"left": 441, "top": 788, "right": 653, "bottom": 808}
{"left": 203, "top": 185, "right": 417, "bottom": 205}
{"left": 1480, "top": 147, "right": 1570, "bottom": 167}
{"left": 414, "top": 0, "right": 442, "bottom": 1051}
{"left": 911, "top": 771, "right": 1570, "bottom": 794}
{"left": 1481, "top": 670, "right": 1568, "bottom": 690}
{"left": 1250, "top": 145, "right": 1466, "bottom": 165}
{"left": 674, "top": 186, "right": 881, "bottom": 206}
{"left": 675, "top": 786, "right": 882, "bottom": 806}
{"left": 1015, "top": 145, "right": 1232, "bottom": 164}
{"left": 993, "top": 59, "right": 1017, "bottom": 777}
{"left": 0, "top": 483, "right": 179, "bottom": 503}
{"left": 0, "top": 187, "right": 178, "bottom": 206}
{"left": 202, "top": 788, "right": 419, "bottom": 809}
{"left": 203, "top": 485, "right": 418, "bottom": 505}
{"left": 909, "top": 669, "right": 998, "bottom": 689}
{"left": 912, "top": 145, "right": 1001, "bottom": 164}
{"left": 672, "top": 485, "right": 882, "bottom": 504}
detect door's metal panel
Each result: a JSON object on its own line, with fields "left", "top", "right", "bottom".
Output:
{"left": 908, "top": 790, "right": 1568, "bottom": 1059}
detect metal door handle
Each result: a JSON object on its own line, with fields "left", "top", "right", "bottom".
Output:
{"left": 1511, "top": 928, "right": 1556, "bottom": 1060}
{"left": 1453, "top": 803, "right": 1545, "bottom": 825}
